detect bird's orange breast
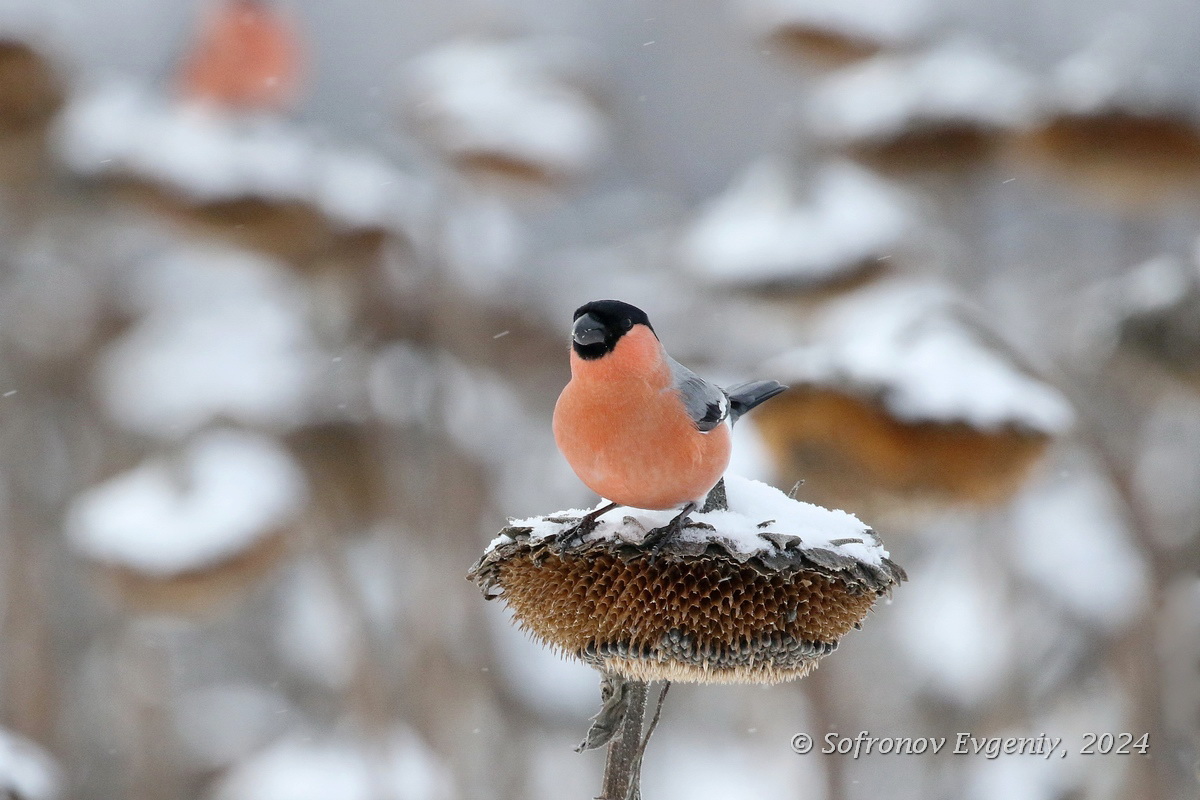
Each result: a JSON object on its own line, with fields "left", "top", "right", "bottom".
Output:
{"left": 553, "top": 328, "right": 731, "bottom": 510}
{"left": 178, "top": 1, "right": 304, "bottom": 112}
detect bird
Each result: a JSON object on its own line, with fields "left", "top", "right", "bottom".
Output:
{"left": 553, "top": 299, "right": 786, "bottom": 550}
{"left": 177, "top": 0, "right": 304, "bottom": 113}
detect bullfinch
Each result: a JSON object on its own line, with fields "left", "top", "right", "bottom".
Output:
{"left": 553, "top": 299, "right": 786, "bottom": 549}
{"left": 178, "top": 0, "right": 304, "bottom": 112}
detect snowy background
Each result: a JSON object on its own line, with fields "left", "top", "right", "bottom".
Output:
{"left": 0, "top": 1, "right": 1197, "bottom": 799}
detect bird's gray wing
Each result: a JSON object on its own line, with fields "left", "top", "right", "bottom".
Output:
{"left": 666, "top": 355, "right": 729, "bottom": 432}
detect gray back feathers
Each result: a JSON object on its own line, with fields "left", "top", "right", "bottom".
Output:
{"left": 725, "top": 380, "right": 787, "bottom": 422}
{"left": 667, "top": 357, "right": 786, "bottom": 432}
{"left": 667, "top": 356, "right": 729, "bottom": 432}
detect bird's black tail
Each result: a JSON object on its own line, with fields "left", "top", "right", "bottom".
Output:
{"left": 726, "top": 380, "right": 787, "bottom": 423}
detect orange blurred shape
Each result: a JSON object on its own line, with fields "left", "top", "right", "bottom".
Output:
{"left": 177, "top": 0, "right": 304, "bottom": 112}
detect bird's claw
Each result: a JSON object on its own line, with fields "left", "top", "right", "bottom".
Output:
{"left": 640, "top": 525, "right": 672, "bottom": 558}
{"left": 640, "top": 502, "right": 699, "bottom": 562}
{"left": 641, "top": 518, "right": 687, "bottom": 561}
{"left": 554, "top": 502, "right": 620, "bottom": 552}
{"left": 557, "top": 517, "right": 599, "bottom": 551}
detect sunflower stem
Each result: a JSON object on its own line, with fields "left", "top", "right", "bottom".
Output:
{"left": 599, "top": 677, "right": 648, "bottom": 800}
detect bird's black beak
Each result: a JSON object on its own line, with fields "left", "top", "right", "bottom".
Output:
{"left": 572, "top": 313, "right": 607, "bottom": 347}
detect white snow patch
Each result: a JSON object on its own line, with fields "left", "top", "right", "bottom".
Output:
{"left": 966, "top": 739, "right": 1075, "bottom": 800}
{"left": 967, "top": 688, "right": 1130, "bottom": 800}
{"left": 1112, "top": 256, "right": 1192, "bottom": 316}
{"left": 175, "top": 684, "right": 296, "bottom": 771}
{"left": 405, "top": 38, "right": 607, "bottom": 177}
{"left": 491, "top": 473, "right": 885, "bottom": 566}
{"left": 1050, "top": 17, "right": 1180, "bottom": 117}
{"left": 643, "top": 731, "right": 825, "bottom": 800}
{"left": 439, "top": 194, "right": 524, "bottom": 295}
{"left": 766, "top": 280, "right": 1074, "bottom": 433}
{"left": 808, "top": 39, "right": 1041, "bottom": 143}
{"left": 275, "top": 558, "right": 359, "bottom": 689}
{"left": 212, "top": 726, "right": 453, "bottom": 800}
{"left": 96, "top": 248, "right": 323, "bottom": 438}
{"left": 680, "top": 158, "right": 914, "bottom": 286}
{"left": 0, "top": 727, "right": 61, "bottom": 800}
{"left": 1009, "top": 469, "right": 1147, "bottom": 630}
{"left": 740, "top": 0, "right": 934, "bottom": 49}
{"left": 369, "top": 342, "right": 530, "bottom": 469}
{"left": 369, "top": 342, "right": 583, "bottom": 512}
{"left": 66, "top": 429, "right": 306, "bottom": 577}
{"left": 275, "top": 538, "right": 403, "bottom": 690}
{"left": 54, "top": 80, "right": 426, "bottom": 236}
{"left": 894, "top": 542, "right": 1013, "bottom": 705}
{"left": 526, "top": 736, "right": 603, "bottom": 800}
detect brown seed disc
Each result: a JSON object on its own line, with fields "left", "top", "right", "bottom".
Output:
{"left": 753, "top": 387, "right": 1050, "bottom": 511}
{"left": 97, "top": 528, "right": 289, "bottom": 619}
{"left": 1006, "top": 113, "right": 1200, "bottom": 210}
{"left": 471, "top": 529, "right": 903, "bottom": 684}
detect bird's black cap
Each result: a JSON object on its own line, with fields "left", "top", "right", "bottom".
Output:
{"left": 571, "top": 300, "right": 655, "bottom": 359}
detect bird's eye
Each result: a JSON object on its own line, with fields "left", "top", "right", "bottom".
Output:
{"left": 622, "top": 318, "right": 632, "bottom": 330}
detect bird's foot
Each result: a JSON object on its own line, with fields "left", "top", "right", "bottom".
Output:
{"left": 557, "top": 501, "right": 619, "bottom": 551}
{"left": 641, "top": 502, "right": 697, "bottom": 560}
{"left": 557, "top": 517, "right": 600, "bottom": 551}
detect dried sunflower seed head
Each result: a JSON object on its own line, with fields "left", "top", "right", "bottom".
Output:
{"left": 469, "top": 475, "right": 904, "bottom": 684}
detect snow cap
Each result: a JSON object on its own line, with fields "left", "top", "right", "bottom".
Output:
{"left": 67, "top": 428, "right": 307, "bottom": 578}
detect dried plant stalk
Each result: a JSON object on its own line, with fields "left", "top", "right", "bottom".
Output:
{"left": 469, "top": 479, "right": 904, "bottom": 798}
